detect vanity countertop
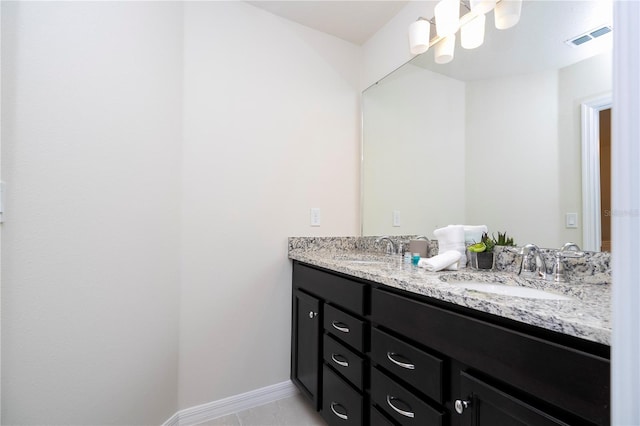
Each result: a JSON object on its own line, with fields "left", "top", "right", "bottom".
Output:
{"left": 289, "top": 248, "right": 611, "bottom": 346}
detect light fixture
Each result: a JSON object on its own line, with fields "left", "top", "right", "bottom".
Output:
{"left": 409, "top": 19, "right": 431, "bottom": 55}
{"left": 469, "top": 0, "right": 497, "bottom": 15}
{"left": 434, "top": 0, "right": 460, "bottom": 37}
{"left": 408, "top": 0, "right": 523, "bottom": 63}
{"left": 494, "top": 0, "right": 522, "bottom": 30}
{"left": 461, "top": 13, "right": 486, "bottom": 49}
{"left": 435, "top": 34, "right": 456, "bottom": 64}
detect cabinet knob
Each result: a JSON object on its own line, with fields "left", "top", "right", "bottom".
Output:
{"left": 454, "top": 399, "right": 471, "bottom": 414}
{"left": 308, "top": 311, "right": 317, "bottom": 319}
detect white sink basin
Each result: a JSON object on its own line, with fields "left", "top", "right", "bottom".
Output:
{"left": 453, "top": 282, "right": 572, "bottom": 301}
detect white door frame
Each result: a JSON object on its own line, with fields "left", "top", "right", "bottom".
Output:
{"left": 581, "top": 95, "right": 612, "bottom": 252}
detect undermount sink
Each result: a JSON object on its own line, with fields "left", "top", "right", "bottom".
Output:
{"left": 452, "top": 282, "right": 572, "bottom": 301}
{"left": 344, "top": 260, "right": 386, "bottom": 265}
{"left": 333, "top": 254, "right": 396, "bottom": 265}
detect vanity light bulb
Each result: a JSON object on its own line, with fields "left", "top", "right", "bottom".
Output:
{"left": 434, "top": 34, "right": 456, "bottom": 64}
{"left": 409, "top": 20, "right": 430, "bottom": 55}
{"left": 434, "top": 0, "right": 460, "bottom": 37}
{"left": 469, "top": 0, "right": 497, "bottom": 15}
{"left": 494, "top": 0, "right": 522, "bottom": 30}
{"left": 461, "top": 13, "right": 486, "bottom": 49}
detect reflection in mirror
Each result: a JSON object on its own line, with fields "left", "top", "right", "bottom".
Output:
{"left": 362, "top": 0, "right": 612, "bottom": 250}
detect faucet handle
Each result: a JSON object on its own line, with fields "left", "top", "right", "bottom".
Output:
{"left": 552, "top": 244, "right": 585, "bottom": 282}
{"left": 558, "top": 242, "right": 585, "bottom": 258}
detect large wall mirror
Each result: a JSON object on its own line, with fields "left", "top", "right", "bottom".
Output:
{"left": 362, "top": 0, "right": 612, "bottom": 251}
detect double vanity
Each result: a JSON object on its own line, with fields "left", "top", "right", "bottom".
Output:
{"left": 289, "top": 237, "right": 611, "bottom": 426}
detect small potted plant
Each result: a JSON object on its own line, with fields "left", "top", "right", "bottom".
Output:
{"left": 468, "top": 232, "right": 516, "bottom": 270}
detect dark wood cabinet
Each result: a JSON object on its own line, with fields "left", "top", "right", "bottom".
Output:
{"left": 291, "top": 261, "right": 610, "bottom": 426}
{"left": 456, "top": 371, "right": 570, "bottom": 426}
{"left": 291, "top": 289, "right": 321, "bottom": 409}
{"left": 292, "top": 262, "right": 368, "bottom": 423}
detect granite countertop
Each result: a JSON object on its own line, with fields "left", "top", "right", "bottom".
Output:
{"left": 289, "top": 248, "right": 611, "bottom": 346}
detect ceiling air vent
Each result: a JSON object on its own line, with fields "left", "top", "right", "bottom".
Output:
{"left": 566, "top": 25, "right": 612, "bottom": 48}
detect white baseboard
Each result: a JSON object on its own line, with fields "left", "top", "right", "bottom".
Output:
{"left": 163, "top": 380, "right": 299, "bottom": 426}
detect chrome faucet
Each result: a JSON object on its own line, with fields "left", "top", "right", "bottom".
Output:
{"left": 551, "top": 243, "right": 584, "bottom": 282}
{"left": 519, "top": 243, "right": 585, "bottom": 282}
{"left": 375, "top": 236, "right": 397, "bottom": 255}
{"left": 518, "top": 244, "right": 549, "bottom": 279}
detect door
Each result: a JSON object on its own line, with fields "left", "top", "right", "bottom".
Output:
{"left": 456, "top": 371, "right": 570, "bottom": 426}
{"left": 292, "top": 289, "right": 321, "bottom": 409}
{"left": 599, "top": 108, "right": 612, "bottom": 252}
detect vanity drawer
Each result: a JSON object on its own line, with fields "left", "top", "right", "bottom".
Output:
{"left": 324, "top": 334, "right": 365, "bottom": 390}
{"left": 370, "top": 405, "right": 396, "bottom": 426}
{"left": 371, "top": 367, "right": 444, "bottom": 426}
{"left": 322, "top": 364, "right": 363, "bottom": 426}
{"left": 371, "top": 327, "right": 443, "bottom": 404}
{"left": 371, "top": 288, "right": 610, "bottom": 425}
{"left": 293, "top": 263, "right": 365, "bottom": 315}
{"left": 324, "top": 304, "right": 365, "bottom": 352}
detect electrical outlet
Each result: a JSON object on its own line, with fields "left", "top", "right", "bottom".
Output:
{"left": 310, "top": 208, "right": 321, "bottom": 226}
{"left": 393, "top": 210, "right": 401, "bottom": 227}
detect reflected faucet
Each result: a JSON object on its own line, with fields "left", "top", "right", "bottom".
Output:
{"left": 518, "top": 244, "right": 548, "bottom": 279}
{"left": 552, "top": 243, "right": 585, "bottom": 282}
{"left": 519, "top": 243, "right": 585, "bottom": 282}
{"left": 375, "top": 236, "right": 397, "bottom": 255}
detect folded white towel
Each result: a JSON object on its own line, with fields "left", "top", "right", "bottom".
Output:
{"left": 463, "top": 225, "right": 488, "bottom": 245}
{"left": 434, "top": 225, "right": 466, "bottom": 268}
{"left": 418, "top": 250, "right": 462, "bottom": 272}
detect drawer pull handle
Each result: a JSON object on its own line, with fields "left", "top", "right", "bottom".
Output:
{"left": 331, "top": 353, "right": 349, "bottom": 368}
{"left": 387, "top": 352, "right": 415, "bottom": 370}
{"left": 386, "top": 395, "right": 415, "bottom": 418}
{"left": 332, "top": 321, "right": 350, "bottom": 333}
{"left": 330, "top": 402, "right": 348, "bottom": 420}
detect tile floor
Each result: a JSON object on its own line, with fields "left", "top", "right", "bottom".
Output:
{"left": 196, "top": 393, "right": 325, "bottom": 426}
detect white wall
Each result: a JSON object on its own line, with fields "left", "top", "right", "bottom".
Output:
{"left": 465, "top": 71, "right": 561, "bottom": 247}
{"left": 558, "top": 51, "right": 612, "bottom": 246}
{"left": 1, "top": 0, "right": 361, "bottom": 422}
{"left": 178, "top": 2, "right": 360, "bottom": 408}
{"left": 363, "top": 64, "right": 466, "bottom": 236}
{"left": 1, "top": 2, "right": 183, "bottom": 424}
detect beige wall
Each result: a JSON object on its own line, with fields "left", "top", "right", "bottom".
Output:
{"left": 178, "top": 1, "right": 360, "bottom": 408}
{"left": 1, "top": 1, "right": 361, "bottom": 423}
{"left": 363, "top": 63, "right": 466, "bottom": 236}
{"left": 558, "top": 51, "right": 613, "bottom": 247}
{"left": 465, "top": 71, "right": 561, "bottom": 247}
{"left": 1, "top": 2, "right": 183, "bottom": 424}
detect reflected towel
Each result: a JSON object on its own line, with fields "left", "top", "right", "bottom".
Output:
{"left": 418, "top": 250, "right": 462, "bottom": 272}
{"left": 434, "top": 225, "right": 467, "bottom": 268}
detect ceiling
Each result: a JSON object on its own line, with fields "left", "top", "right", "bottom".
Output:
{"left": 246, "top": 1, "right": 410, "bottom": 45}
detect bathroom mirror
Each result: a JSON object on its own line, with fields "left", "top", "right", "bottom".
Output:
{"left": 362, "top": 0, "right": 612, "bottom": 250}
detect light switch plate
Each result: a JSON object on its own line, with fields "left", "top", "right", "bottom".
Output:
{"left": 566, "top": 212, "right": 578, "bottom": 228}
{"left": 310, "top": 208, "right": 321, "bottom": 226}
{"left": 392, "top": 210, "right": 401, "bottom": 227}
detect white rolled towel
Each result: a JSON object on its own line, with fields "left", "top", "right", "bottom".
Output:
{"left": 434, "top": 225, "right": 467, "bottom": 268}
{"left": 417, "top": 250, "right": 462, "bottom": 272}
{"left": 464, "top": 225, "right": 488, "bottom": 245}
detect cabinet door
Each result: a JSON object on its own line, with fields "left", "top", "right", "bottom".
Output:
{"left": 292, "top": 290, "right": 321, "bottom": 409}
{"left": 457, "top": 371, "right": 570, "bottom": 426}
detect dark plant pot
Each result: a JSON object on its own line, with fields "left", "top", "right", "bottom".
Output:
{"left": 476, "top": 252, "right": 494, "bottom": 270}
